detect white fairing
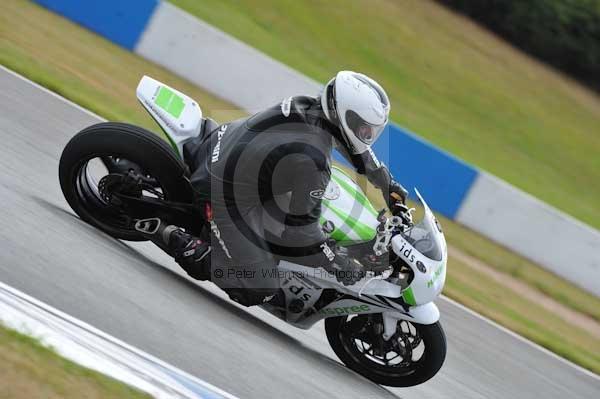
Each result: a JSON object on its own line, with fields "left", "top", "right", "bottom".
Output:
{"left": 136, "top": 76, "right": 203, "bottom": 157}
{"left": 270, "top": 259, "right": 441, "bottom": 328}
{"left": 392, "top": 190, "right": 448, "bottom": 306}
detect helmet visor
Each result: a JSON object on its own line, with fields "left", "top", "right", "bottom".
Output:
{"left": 345, "top": 110, "right": 385, "bottom": 145}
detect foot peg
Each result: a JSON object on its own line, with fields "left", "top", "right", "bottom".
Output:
{"left": 134, "top": 218, "right": 178, "bottom": 250}
{"left": 134, "top": 218, "right": 161, "bottom": 235}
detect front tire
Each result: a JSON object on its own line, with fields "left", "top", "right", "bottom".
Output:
{"left": 59, "top": 122, "right": 193, "bottom": 241}
{"left": 325, "top": 315, "right": 446, "bottom": 387}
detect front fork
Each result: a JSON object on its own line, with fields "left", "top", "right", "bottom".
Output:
{"left": 381, "top": 302, "right": 440, "bottom": 340}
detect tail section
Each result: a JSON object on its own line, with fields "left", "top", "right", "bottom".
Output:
{"left": 136, "top": 76, "right": 203, "bottom": 157}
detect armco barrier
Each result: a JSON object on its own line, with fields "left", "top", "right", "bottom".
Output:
{"left": 31, "top": 0, "right": 600, "bottom": 296}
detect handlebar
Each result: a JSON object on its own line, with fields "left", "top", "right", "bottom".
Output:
{"left": 390, "top": 202, "right": 414, "bottom": 228}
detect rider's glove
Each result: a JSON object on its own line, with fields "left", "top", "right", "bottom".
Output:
{"left": 325, "top": 249, "right": 366, "bottom": 286}
{"left": 388, "top": 179, "right": 408, "bottom": 208}
{"left": 367, "top": 166, "right": 408, "bottom": 209}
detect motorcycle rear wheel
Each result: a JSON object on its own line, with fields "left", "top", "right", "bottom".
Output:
{"left": 59, "top": 122, "right": 193, "bottom": 241}
{"left": 325, "top": 315, "right": 446, "bottom": 387}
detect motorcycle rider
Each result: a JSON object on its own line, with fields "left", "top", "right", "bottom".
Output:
{"left": 148, "top": 71, "right": 407, "bottom": 307}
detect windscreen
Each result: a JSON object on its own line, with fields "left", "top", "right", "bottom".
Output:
{"left": 401, "top": 208, "right": 444, "bottom": 261}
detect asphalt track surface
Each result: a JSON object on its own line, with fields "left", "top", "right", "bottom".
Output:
{"left": 0, "top": 66, "right": 598, "bottom": 399}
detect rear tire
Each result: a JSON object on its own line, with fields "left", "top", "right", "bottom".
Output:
{"left": 325, "top": 316, "right": 446, "bottom": 387}
{"left": 59, "top": 122, "right": 193, "bottom": 241}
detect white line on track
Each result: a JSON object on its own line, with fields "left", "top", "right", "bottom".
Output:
{"left": 0, "top": 280, "right": 238, "bottom": 399}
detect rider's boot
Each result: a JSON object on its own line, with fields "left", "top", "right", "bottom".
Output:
{"left": 134, "top": 218, "right": 212, "bottom": 280}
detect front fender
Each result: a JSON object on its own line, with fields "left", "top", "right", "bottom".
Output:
{"left": 382, "top": 302, "right": 440, "bottom": 340}
{"left": 407, "top": 302, "right": 440, "bottom": 324}
{"left": 389, "top": 302, "right": 440, "bottom": 325}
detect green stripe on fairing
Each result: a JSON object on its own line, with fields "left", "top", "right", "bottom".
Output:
{"left": 322, "top": 201, "right": 376, "bottom": 241}
{"left": 155, "top": 87, "right": 185, "bottom": 118}
{"left": 331, "top": 173, "right": 378, "bottom": 218}
{"left": 403, "top": 287, "right": 417, "bottom": 306}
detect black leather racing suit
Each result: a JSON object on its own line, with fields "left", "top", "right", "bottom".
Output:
{"left": 182, "top": 96, "right": 401, "bottom": 305}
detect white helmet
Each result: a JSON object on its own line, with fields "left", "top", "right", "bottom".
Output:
{"left": 321, "top": 71, "right": 390, "bottom": 154}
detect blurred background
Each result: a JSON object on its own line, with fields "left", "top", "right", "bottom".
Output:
{"left": 1, "top": 0, "right": 599, "bottom": 396}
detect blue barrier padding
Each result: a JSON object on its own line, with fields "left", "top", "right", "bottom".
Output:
{"left": 33, "top": 0, "right": 159, "bottom": 50}
{"left": 334, "top": 123, "right": 478, "bottom": 219}
{"left": 388, "top": 124, "right": 478, "bottom": 218}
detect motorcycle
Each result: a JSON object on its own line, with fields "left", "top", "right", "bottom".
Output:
{"left": 59, "top": 76, "right": 447, "bottom": 387}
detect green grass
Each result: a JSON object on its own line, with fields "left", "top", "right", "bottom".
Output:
{"left": 2, "top": 0, "right": 599, "bottom": 376}
{"left": 170, "top": 0, "right": 600, "bottom": 231}
{"left": 0, "top": 324, "right": 150, "bottom": 398}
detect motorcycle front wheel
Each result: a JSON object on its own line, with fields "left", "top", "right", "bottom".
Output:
{"left": 325, "top": 314, "right": 446, "bottom": 387}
